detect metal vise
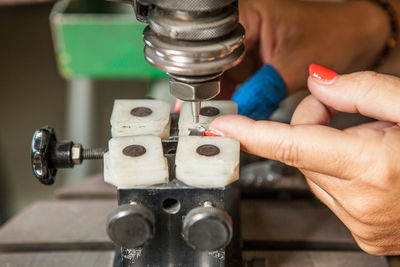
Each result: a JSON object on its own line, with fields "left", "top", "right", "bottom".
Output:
{"left": 31, "top": 99, "right": 242, "bottom": 266}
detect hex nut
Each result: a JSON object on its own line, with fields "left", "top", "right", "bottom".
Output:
{"left": 71, "top": 144, "right": 82, "bottom": 165}
{"left": 169, "top": 79, "right": 220, "bottom": 101}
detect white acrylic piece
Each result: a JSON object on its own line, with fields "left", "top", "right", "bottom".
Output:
{"left": 103, "top": 152, "right": 111, "bottom": 185}
{"left": 175, "top": 136, "right": 240, "bottom": 187}
{"left": 178, "top": 100, "right": 237, "bottom": 136}
{"left": 111, "top": 99, "right": 171, "bottom": 138}
{"left": 104, "top": 135, "right": 169, "bottom": 188}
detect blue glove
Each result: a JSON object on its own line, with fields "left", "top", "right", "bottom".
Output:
{"left": 231, "top": 64, "right": 287, "bottom": 120}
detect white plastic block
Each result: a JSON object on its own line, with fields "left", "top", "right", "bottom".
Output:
{"left": 104, "top": 135, "right": 168, "bottom": 188}
{"left": 111, "top": 99, "right": 171, "bottom": 138}
{"left": 175, "top": 136, "right": 240, "bottom": 187}
{"left": 103, "top": 152, "right": 111, "bottom": 185}
{"left": 178, "top": 100, "right": 237, "bottom": 136}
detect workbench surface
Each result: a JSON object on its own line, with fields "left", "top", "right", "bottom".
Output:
{"left": 0, "top": 175, "right": 393, "bottom": 267}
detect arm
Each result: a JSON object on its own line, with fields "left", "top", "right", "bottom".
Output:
{"left": 221, "top": 0, "right": 400, "bottom": 120}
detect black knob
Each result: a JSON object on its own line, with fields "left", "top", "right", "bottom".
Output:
{"left": 31, "top": 126, "right": 106, "bottom": 186}
{"left": 182, "top": 206, "right": 233, "bottom": 251}
{"left": 107, "top": 203, "right": 155, "bottom": 249}
{"left": 31, "top": 126, "right": 73, "bottom": 185}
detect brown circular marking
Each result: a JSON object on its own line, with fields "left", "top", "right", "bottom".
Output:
{"left": 196, "top": 144, "right": 220, "bottom": 157}
{"left": 130, "top": 107, "right": 153, "bottom": 117}
{"left": 123, "top": 145, "right": 146, "bottom": 157}
{"left": 200, "top": 106, "right": 220, "bottom": 117}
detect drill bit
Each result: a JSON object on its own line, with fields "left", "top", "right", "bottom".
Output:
{"left": 188, "top": 101, "right": 205, "bottom": 136}
{"left": 191, "top": 101, "right": 201, "bottom": 123}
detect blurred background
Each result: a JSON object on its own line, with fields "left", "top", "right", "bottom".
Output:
{"left": 0, "top": 1, "right": 153, "bottom": 222}
{"left": 0, "top": 0, "right": 373, "bottom": 225}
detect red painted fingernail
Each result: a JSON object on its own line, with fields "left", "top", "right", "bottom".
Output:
{"left": 309, "top": 64, "right": 338, "bottom": 84}
{"left": 174, "top": 98, "right": 184, "bottom": 114}
{"left": 204, "top": 129, "right": 224, "bottom": 137}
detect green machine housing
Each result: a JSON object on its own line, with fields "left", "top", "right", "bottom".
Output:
{"left": 51, "top": 0, "right": 167, "bottom": 80}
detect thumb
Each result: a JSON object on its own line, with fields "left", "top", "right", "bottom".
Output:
{"left": 308, "top": 64, "right": 400, "bottom": 123}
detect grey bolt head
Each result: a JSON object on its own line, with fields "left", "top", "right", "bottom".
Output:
{"left": 71, "top": 144, "right": 82, "bottom": 165}
{"left": 169, "top": 79, "right": 220, "bottom": 101}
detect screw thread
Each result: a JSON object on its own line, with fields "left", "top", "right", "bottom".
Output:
{"left": 82, "top": 148, "right": 107, "bottom": 160}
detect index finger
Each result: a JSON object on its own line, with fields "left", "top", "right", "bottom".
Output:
{"left": 210, "top": 115, "right": 381, "bottom": 180}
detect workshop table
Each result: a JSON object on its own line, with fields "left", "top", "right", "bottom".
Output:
{"left": 0, "top": 175, "right": 394, "bottom": 267}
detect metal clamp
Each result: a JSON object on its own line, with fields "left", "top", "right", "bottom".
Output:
{"left": 31, "top": 126, "right": 106, "bottom": 185}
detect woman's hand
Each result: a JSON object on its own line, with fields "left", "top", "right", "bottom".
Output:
{"left": 210, "top": 65, "right": 400, "bottom": 255}
{"left": 220, "top": 0, "right": 390, "bottom": 98}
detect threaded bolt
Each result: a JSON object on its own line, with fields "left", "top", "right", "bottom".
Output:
{"left": 82, "top": 148, "right": 107, "bottom": 160}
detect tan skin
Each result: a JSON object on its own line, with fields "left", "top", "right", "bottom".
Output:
{"left": 220, "top": 0, "right": 400, "bottom": 98}
{"left": 212, "top": 71, "right": 400, "bottom": 255}
{"left": 213, "top": 0, "right": 400, "bottom": 255}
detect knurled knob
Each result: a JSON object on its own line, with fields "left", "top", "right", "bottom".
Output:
{"left": 107, "top": 203, "right": 155, "bottom": 249}
{"left": 31, "top": 126, "right": 106, "bottom": 185}
{"left": 31, "top": 126, "right": 73, "bottom": 185}
{"left": 182, "top": 206, "right": 232, "bottom": 251}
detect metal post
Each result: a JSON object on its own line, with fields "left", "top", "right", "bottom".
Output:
{"left": 65, "top": 78, "right": 96, "bottom": 184}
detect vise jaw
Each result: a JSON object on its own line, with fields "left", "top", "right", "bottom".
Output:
{"left": 104, "top": 99, "right": 241, "bottom": 266}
